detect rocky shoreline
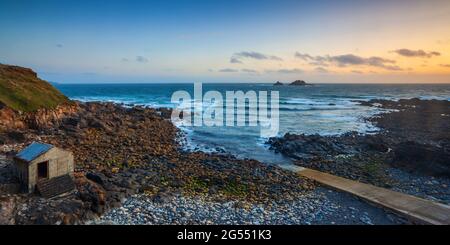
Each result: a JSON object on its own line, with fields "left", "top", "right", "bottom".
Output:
{"left": 3, "top": 98, "right": 441, "bottom": 224}
{"left": 267, "top": 98, "right": 450, "bottom": 204}
{"left": 1, "top": 101, "right": 320, "bottom": 224}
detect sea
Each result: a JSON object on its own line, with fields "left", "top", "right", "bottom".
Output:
{"left": 55, "top": 83, "right": 450, "bottom": 168}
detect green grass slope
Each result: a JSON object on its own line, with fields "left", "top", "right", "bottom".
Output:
{"left": 0, "top": 64, "right": 69, "bottom": 112}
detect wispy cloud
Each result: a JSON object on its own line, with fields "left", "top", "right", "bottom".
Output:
{"left": 230, "top": 51, "right": 283, "bottom": 64}
{"left": 294, "top": 53, "right": 314, "bottom": 60}
{"left": 241, "top": 68, "right": 258, "bottom": 73}
{"left": 136, "top": 56, "right": 149, "bottom": 63}
{"left": 219, "top": 68, "right": 239, "bottom": 72}
{"left": 314, "top": 67, "right": 329, "bottom": 73}
{"left": 55, "top": 44, "right": 63, "bottom": 48}
{"left": 236, "top": 51, "right": 268, "bottom": 60}
{"left": 230, "top": 57, "right": 243, "bottom": 64}
{"left": 295, "top": 52, "right": 402, "bottom": 71}
{"left": 268, "top": 55, "right": 283, "bottom": 61}
{"left": 440, "top": 64, "right": 450, "bottom": 68}
{"left": 121, "top": 56, "right": 149, "bottom": 63}
{"left": 392, "top": 49, "right": 440, "bottom": 58}
{"left": 268, "top": 68, "right": 304, "bottom": 74}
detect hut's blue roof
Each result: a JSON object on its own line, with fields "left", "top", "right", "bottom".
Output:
{"left": 16, "top": 142, "right": 54, "bottom": 162}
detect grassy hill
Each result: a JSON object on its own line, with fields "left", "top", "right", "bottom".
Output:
{"left": 0, "top": 64, "right": 69, "bottom": 112}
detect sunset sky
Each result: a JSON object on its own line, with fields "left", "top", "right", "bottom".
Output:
{"left": 1, "top": 0, "right": 450, "bottom": 83}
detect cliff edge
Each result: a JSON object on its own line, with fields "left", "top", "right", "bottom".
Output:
{"left": 0, "top": 64, "right": 69, "bottom": 112}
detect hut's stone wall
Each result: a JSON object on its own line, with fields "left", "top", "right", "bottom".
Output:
{"left": 14, "top": 159, "right": 28, "bottom": 191}
{"left": 16, "top": 147, "right": 74, "bottom": 193}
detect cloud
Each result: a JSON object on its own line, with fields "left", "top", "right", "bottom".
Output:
{"left": 392, "top": 49, "right": 440, "bottom": 58}
{"left": 294, "top": 53, "right": 314, "bottom": 60}
{"left": 230, "top": 51, "right": 283, "bottom": 64}
{"left": 122, "top": 56, "right": 150, "bottom": 63}
{"left": 136, "top": 56, "right": 149, "bottom": 63}
{"left": 308, "top": 61, "right": 329, "bottom": 67}
{"left": 269, "top": 68, "right": 304, "bottom": 74}
{"left": 294, "top": 52, "right": 402, "bottom": 71}
{"left": 351, "top": 70, "right": 364, "bottom": 74}
{"left": 268, "top": 55, "right": 283, "bottom": 61}
{"left": 295, "top": 52, "right": 329, "bottom": 65}
{"left": 314, "top": 67, "right": 329, "bottom": 73}
{"left": 236, "top": 51, "right": 267, "bottom": 60}
{"left": 219, "top": 68, "right": 238, "bottom": 72}
{"left": 241, "top": 69, "right": 258, "bottom": 73}
{"left": 440, "top": 64, "right": 450, "bottom": 68}
{"left": 230, "top": 57, "right": 243, "bottom": 64}
{"left": 333, "top": 55, "right": 395, "bottom": 66}
{"left": 56, "top": 44, "right": 63, "bottom": 48}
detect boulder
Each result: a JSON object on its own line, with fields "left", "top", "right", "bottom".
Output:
{"left": 392, "top": 142, "right": 450, "bottom": 177}
{"left": 86, "top": 172, "right": 106, "bottom": 186}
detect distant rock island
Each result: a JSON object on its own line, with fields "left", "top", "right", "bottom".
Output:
{"left": 289, "top": 80, "right": 308, "bottom": 86}
{"left": 273, "top": 80, "right": 309, "bottom": 86}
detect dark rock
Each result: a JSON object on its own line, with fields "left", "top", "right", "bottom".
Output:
{"left": 122, "top": 159, "right": 129, "bottom": 168}
{"left": 152, "top": 191, "right": 171, "bottom": 203}
{"left": 62, "top": 117, "right": 80, "bottom": 127}
{"left": 86, "top": 172, "right": 106, "bottom": 186}
{"left": 118, "top": 179, "right": 138, "bottom": 189}
{"left": 6, "top": 131, "right": 25, "bottom": 142}
{"left": 392, "top": 142, "right": 450, "bottom": 177}
{"left": 289, "top": 80, "right": 308, "bottom": 86}
{"left": 0, "top": 135, "right": 5, "bottom": 144}
{"left": 88, "top": 118, "right": 108, "bottom": 129}
{"left": 208, "top": 185, "right": 219, "bottom": 195}
{"left": 75, "top": 175, "right": 106, "bottom": 215}
{"left": 156, "top": 108, "right": 173, "bottom": 119}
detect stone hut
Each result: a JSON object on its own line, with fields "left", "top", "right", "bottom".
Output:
{"left": 14, "top": 142, "right": 75, "bottom": 197}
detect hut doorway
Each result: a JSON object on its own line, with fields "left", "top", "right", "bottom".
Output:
{"left": 37, "top": 161, "right": 49, "bottom": 180}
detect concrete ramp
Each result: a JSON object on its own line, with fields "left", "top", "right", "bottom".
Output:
{"left": 297, "top": 168, "right": 450, "bottom": 225}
